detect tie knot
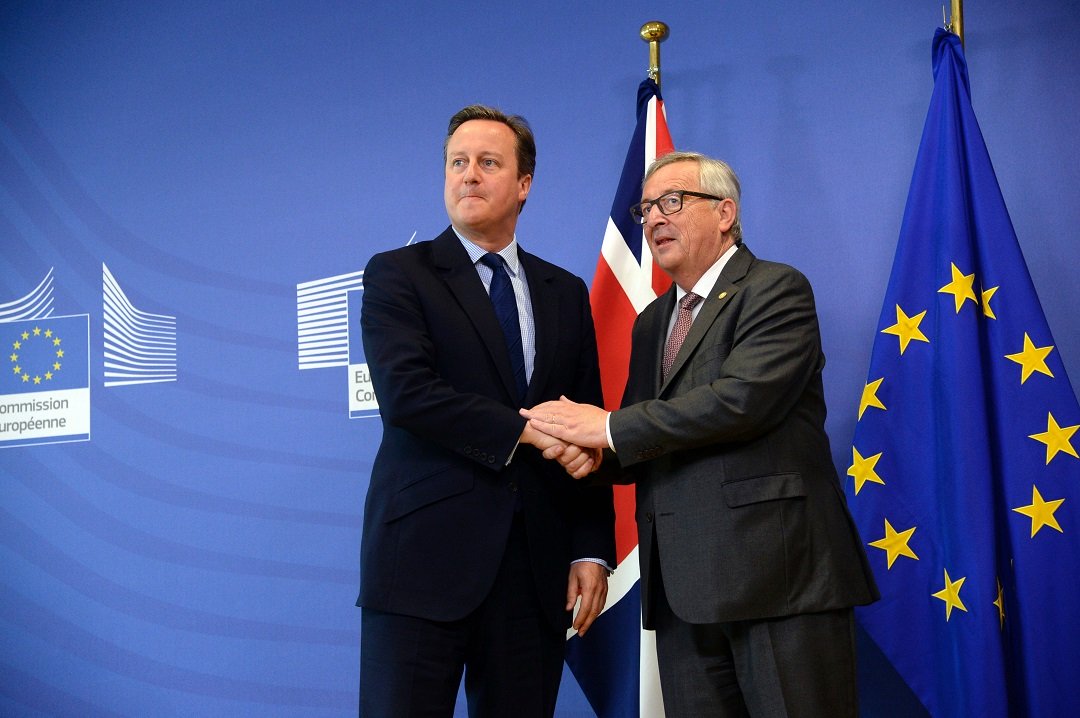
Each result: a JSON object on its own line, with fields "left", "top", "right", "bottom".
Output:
{"left": 680, "top": 292, "right": 703, "bottom": 312}
{"left": 480, "top": 253, "right": 505, "bottom": 271}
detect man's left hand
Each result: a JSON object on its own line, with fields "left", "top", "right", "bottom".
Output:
{"left": 519, "top": 423, "right": 598, "bottom": 478}
{"left": 566, "top": 561, "right": 608, "bottom": 636}
{"left": 521, "top": 396, "right": 609, "bottom": 449}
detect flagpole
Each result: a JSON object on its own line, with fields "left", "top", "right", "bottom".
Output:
{"left": 640, "top": 21, "right": 669, "bottom": 88}
{"left": 946, "top": 0, "right": 964, "bottom": 46}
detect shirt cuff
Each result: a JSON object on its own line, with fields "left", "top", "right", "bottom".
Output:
{"left": 605, "top": 411, "right": 615, "bottom": 452}
{"left": 572, "top": 557, "right": 614, "bottom": 575}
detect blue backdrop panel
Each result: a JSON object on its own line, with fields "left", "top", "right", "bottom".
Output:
{"left": 1, "top": 1, "right": 1078, "bottom": 715}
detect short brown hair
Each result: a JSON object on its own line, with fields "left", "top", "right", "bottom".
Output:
{"left": 444, "top": 105, "right": 536, "bottom": 180}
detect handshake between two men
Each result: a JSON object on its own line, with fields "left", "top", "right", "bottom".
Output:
{"left": 519, "top": 396, "right": 608, "bottom": 479}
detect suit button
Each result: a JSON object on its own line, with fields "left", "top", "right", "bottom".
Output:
{"left": 509, "top": 480, "right": 518, "bottom": 492}
{"left": 487, "top": 456, "right": 496, "bottom": 464}
{"left": 645, "top": 512, "right": 653, "bottom": 523}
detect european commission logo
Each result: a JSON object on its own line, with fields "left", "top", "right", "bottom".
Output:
{"left": 296, "top": 234, "right": 418, "bottom": 419}
{"left": 1, "top": 314, "right": 91, "bottom": 448}
{"left": 103, "top": 263, "right": 177, "bottom": 387}
{"left": 295, "top": 270, "right": 378, "bottom": 419}
{"left": 346, "top": 289, "right": 377, "bottom": 418}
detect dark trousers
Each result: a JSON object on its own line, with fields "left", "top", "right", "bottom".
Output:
{"left": 651, "top": 553, "right": 858, "bottom": 717}
{"left": 359, "top": 515, "right": 564, "bottom": 718}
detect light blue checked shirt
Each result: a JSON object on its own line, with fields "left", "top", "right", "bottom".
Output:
{"left": 455, "top": 231, "right": 536, "bottom": 385}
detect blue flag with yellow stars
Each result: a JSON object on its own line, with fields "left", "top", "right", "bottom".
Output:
{"left": 848, "top": 29, "right": 1080, "bottom": 717}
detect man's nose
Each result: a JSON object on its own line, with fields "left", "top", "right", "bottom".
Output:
{"left": 462, "top": 161, "right": 479, "bottom": 183}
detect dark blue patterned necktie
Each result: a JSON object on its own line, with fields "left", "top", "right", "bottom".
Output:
{"left": 480, "top": 253, "right": 527, "bottom": 404}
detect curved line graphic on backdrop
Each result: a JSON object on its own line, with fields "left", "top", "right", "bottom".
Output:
{"left": 13, "top": 456, "right": 355, "bottom": 584}
{"left": 0, "top": 510, "right": 354, "bottom": 645}
{"left": 296, "top": 270, "right": 364, "bottom": 370}
{"left": 66, "top": 447, "right": 359, "bottom": 526}
{"left": 177, "top": 372, "right": 341, "bottom": 414}
{"left": 0, "top": 266, "right": 52, "bottom": 321}
{"left": 0, "top": 74, "right": 290, "bottom": 297}
{"left": 2, "top": 139, "right": 296, "bottom": 353}
{"left": 103, "top": 263, "right": 177, "bottom": 386}
{"left": 295, "top": 232, "right": 415, "bottom": 371}
{"left": 0, "top": 138, "right": 104, "bottom": 297}
{"left": 0, "top": 661, "right": 127, "bottom": 718}
{"left": 92, "top": 390, "right": 359, "bottom": 472}
{"left": 0, "top": 591, "right": 352, "bottom": 708}
{"left": 0, "top": 213, "right": 55, "bottom": 290}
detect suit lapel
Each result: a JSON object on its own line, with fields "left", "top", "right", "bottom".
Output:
{"left": 658, "top": 246, "right": 755, "bottom": 396}
{"left": 648, "top": 286, "right": 679, "bottom": 395}
{"left": 432, "top": 228, "right": 520, "bottom": 402}
{"left": 521, "top": 250, "right": 555, "bottom": 405}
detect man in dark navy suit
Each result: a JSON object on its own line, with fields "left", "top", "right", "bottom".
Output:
{"left": 357, "top": 105, "right": 615, "bottom": 717}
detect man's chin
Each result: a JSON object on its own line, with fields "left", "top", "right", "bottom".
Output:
{"left": 450, "top": 209, "right": 488, "bottom": 226}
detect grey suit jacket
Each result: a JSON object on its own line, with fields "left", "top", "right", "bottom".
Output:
{"left": 608, "top": 244, "right": 878, "bottom": 627}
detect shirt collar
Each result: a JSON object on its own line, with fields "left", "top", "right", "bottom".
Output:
{"left": 453, "top": 228, "right": 521, "bottom": 276}
{"left": 675, "top": 243, "right": 740, "bottom": 301}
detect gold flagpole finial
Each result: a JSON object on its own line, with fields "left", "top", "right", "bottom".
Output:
{"left": 640, "top": 21, "right": 670, "bottom": 88}
{"left": 945, "top": 0, "right": 964, "bottom": 47}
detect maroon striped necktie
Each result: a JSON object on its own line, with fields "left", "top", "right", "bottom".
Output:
{"left": 662, "top": 292, "right": 702, "bottom": 380}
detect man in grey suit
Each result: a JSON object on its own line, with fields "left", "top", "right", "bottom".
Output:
{"left": 523, "top": 151, "right": 878, "bottom": 717}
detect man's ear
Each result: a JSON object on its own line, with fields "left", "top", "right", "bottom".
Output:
{"left": 716, "top": 197, "right": 737, "bottom": 233}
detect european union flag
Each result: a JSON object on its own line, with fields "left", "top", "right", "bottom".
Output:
{"left": 1, "top": 314, "right": 90, "bottom": 448}
{"left": 848, "top": 30, "right": 1080, "bottom": 717}
{"left": 2, "top": 315, "right": 88, "bottom": 395}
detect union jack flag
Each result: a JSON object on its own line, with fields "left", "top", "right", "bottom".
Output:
{"left": 565, "top": 78, "right": 673, "bottom": 718}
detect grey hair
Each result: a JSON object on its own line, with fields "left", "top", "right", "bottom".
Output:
{"left": 645, "top": 151, "right": 742, "bottom": 242}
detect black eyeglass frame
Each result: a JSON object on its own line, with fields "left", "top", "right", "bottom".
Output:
{"left": 629, "top": 190, "right": 725, "bottom": 224}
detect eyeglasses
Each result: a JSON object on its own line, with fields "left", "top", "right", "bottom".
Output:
{"left": 629, "top": 190, "right": 724, "bottom": 225}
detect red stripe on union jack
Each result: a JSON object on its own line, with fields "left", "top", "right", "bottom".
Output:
{"left": 566, "top": 77, "right": 672, "bottom": 718}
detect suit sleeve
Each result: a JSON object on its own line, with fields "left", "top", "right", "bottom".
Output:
{"left": 611, "top": 264, "right": 823, "bottom": 466}
{"left": 360, "top": 251, "right": 525, "bottom": 467}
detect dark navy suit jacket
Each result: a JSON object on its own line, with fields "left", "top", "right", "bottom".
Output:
{"left": 358, "top": 227, "right": 615, "bottom": 631}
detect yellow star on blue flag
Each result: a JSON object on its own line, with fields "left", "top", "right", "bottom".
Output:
{"left": 847, "top": 29, "right": 1080, "bottom": 718}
